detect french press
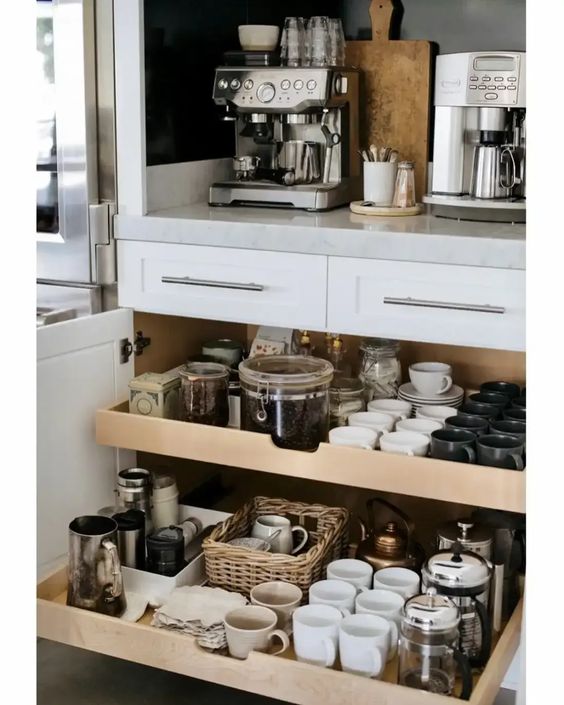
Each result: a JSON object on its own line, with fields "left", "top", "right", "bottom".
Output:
{"left": 422, "top": 543, "right": 492, "bottom": 668}
{"left": 399, "top": 589, "right": 473, "bottom": 700}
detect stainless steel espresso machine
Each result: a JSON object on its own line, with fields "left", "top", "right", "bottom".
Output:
{"left": 209, "top": 67, "right": 361, "bottom": 211}
{"left": 424, "top": 52, "right": 526, "bottom": 223}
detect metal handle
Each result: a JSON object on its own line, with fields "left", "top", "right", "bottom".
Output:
{"left": 161, "top": 276, "right": 264, "bottom": 292}
{"left": 472, "top": 598, "right": 492, "bottom": 669}
{"left": 383, "top": 297, "right": 505, "bottom": 315}
{"left": 499, "top": 147, "right": 517, "bottom": 190}
{"left": 101, "top": 539, "right": 123, "bottom": 601}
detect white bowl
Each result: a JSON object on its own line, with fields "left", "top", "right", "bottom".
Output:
{"left": 379, "top": 431, "right": 429, "bottom": 457}
{"left": 238, "top": 25, "right": 280, "bottom": 51}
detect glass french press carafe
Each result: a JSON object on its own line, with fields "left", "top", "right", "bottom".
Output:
{"left": 399, "top": 589, "right": 473, "bottom": 700}
{"left": 422, "top": 543, "right": 493, "bottom": 668}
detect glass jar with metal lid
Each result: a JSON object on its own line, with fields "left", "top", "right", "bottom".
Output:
{"left": 422, "top": 545, "right": 493, "bottom": 668}
{"left": 399, "top": 589, "right": 472, "bottom": 699}
{"left": 179, "top": 362, "right": 230, "bottom": 426}
{"left": 329, "top": 376, "right": 365, "bottom": 428}
{"left": 436, "top": 518, "right": 494, "bottom": 560}
{"left": 358, "top": 338, "right": 402, "bottom": 401}
{"left": 239, "top": 355, "right": 334, "bottom": 451}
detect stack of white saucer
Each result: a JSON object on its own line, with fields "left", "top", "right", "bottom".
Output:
{"left": 398, "top": 362, "right": 464, "bottom": 415}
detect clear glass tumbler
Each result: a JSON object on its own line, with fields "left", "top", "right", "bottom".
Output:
{"left": 308, "top": 16, "right": 330, "bottom": 67}
{"left": 328, "top": 18, "right": 346, "bottom": 66}
{"left": 280, "top": 17, "right": 306, "bottom": 67}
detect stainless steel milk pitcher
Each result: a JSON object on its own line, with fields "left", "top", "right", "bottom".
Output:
{"left": 67, "top": 515, "right": 126, "bottom": 617}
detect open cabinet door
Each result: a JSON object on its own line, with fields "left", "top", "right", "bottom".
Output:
{"left": 37, "top": 308, "right": 136, "bottom": 578}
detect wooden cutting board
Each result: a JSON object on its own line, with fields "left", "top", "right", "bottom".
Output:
{"left": 346, "top": 0, "right": 433, "bottom": 201}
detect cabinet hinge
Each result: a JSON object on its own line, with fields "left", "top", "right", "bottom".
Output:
{"left": 120, "top": 331, "right": 152, "bottom": 364}
{"left": 89, "top": 201, "right": 116, "bottom": 285}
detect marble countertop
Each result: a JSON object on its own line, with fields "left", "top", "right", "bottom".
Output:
{"left": 115, "top": 203, "right": 526, "bottom": 269}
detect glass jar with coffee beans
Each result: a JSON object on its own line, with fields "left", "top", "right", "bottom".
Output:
{"left": 179, "top": 362, "right": 229, "bottom": 426}
{"left": 239, "top": 355, "right": 334, "bottom": 451}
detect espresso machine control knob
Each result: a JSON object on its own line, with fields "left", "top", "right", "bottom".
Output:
{"left": 257, "top": 82, "right": 276, "bottom": 103}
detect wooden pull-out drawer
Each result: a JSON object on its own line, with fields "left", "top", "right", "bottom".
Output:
{"left": 118, "top": 241, "right": 327, "bottom": 330}
{"left": 38, "top": 567, "right": 522, "bottom": 705}
{"left": 328, "top": 258, "right": 525, "bottom": 351}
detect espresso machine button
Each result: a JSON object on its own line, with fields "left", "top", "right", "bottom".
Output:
{"left": 306, "top": 79, "right": 317, "bottom": 90}
{"left": 230, "top": 78, "right": 241, "bottom": 90}
{"left": 217, "top": 78, "right": 228, "bottom": 90}
{"left": 293, "top": 79, "right": 304, "bottom": 90}
{"left": 243, "top": 79, "right": 254, "bottom": 90}
{"left": 257, "top": 82, "right": 276, "bottom": 103}
{"left": 281, "top": 79, "right": 291, "bottom": 91}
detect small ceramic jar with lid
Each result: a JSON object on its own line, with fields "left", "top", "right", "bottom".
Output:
{"left": 128, "top": 371, "right": 180, "bottom": 419}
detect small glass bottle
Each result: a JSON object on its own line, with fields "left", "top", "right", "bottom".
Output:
{"left": 329, "top": 335, "right": 352, "bottom": 376}
{"left": 392, "top": 160, "right": 416, "bottom": 208}
{"left": 297, "top": 330, "right": 313, "bottom": 356}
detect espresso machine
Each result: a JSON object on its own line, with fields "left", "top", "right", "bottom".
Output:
{"left": 423, "top": 51, "right": 526, "bottom": 223}
{"left": 209, "top": 66, "right": 361, "bottom": 211}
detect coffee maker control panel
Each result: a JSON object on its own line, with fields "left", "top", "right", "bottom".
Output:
{"left": 213, "top": 68, "right": 340, "bottom": 112}
{"left": 466, "top": 53, "right": 522, "bottom": 106}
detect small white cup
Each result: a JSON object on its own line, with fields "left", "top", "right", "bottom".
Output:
{"left": 339, "top": 613, "right": 391, "bottom": 678}
{"left": 326, "top": 559, "right": 373, "bottom": 591}
{"left": 309, "top": 579, "right": 357, "bottom": 616}
{"left": 329, "top": 426, "right": 378, "bottom": 450}
{"left": 251, "top": 515, "right": 308, "bottom": 555}
{"left": 292, "top": 604, "right": 342, "bottom": 667}
{"left": 415, "top": 405, "right": 459, "bottom": 426}
{"left": 363, "top": 162, "right": 398, "bottom": 206}
{"left": 372, "top": 567, "right": 420, "bottom": 600}
{"left": 409, "top": 362, "right": 453, "bottom": 396}
{"left": 224, "top": 605, "right": 290, "bottom": 660}
{"left": 395, "top": 417, "right": 443, "bottom": 439}
{"left": 250, "top": 581, "right": 303, "bottom": 629}
{"left": 355, "top": 589, "right": 404, "bottom": 660}
{"left": 379, "top": 431, "right": 429, "bottom": 457}
{"left": 367, "top": 399, "right": 412, "bottom": 423}
{"left": 348, "top": 411, "right": 395, "bottom": 434}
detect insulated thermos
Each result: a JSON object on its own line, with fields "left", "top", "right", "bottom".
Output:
{"left": 113, "top": 509, "right": 146, "bottom": 569}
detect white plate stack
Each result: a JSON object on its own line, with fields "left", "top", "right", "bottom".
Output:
{"left": 398, "top": 382, "right": 465, "bottom": 416}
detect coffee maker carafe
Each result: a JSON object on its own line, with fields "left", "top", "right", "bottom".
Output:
{"left": 210, "top": 65, "right": 361, "bottom": 211}
{"left": 424, "top": 51, "right": 526, "bottom": 223}
{"left": 399, "top": 590, "right": 473, "bottom": 699}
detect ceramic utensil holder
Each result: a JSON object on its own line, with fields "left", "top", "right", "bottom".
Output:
{"left": 363, "top": 162, "right": 398, "bottom": 206}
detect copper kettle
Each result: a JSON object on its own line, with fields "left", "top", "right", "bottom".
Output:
{"left": 356, "top": 497, "right": 425, "bottom": 572}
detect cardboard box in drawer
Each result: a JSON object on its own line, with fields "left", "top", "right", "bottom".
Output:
{"left": 122, "top": 505, "right": 231, "bottom": 606}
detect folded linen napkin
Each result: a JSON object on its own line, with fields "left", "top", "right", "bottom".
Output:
{"left": 152, "top": 585, "right": 247, "bottom": 628}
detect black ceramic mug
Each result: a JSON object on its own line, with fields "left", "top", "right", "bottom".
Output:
{"left": 480, "top": 381, "right": 521, "bottom": 399}
{"left": 459, "top": 401, "right": 501, "bottom": 421}
{"left": 503, "top": 407, "right": 526, "bottom": 423}
{"left": 445, "top": 414, "right": 489, "bottom": 437}
{"left": 489, "top": 419, "right": 526, "bottom": 445}
{"left": 511, "top": 396, "right": 526, "bottom": 410}
{"left": 430, "top": 428, "right": 477, "bottom": 464}
{"left": 476, "top": 434, "right": 524, "bottom": 471}
{"left": 468, "top": 391, "right": 510, "bottom": 410}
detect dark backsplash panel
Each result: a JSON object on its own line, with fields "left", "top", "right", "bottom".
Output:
{"left": 145, "top": 0, "right": 340, "bottom": 166}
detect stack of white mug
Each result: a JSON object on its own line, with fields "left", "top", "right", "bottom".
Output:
{"left": 293, "top": 559, "right": 420, "bottom": 678}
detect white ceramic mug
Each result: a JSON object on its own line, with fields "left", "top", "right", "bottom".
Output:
{"left": 347, "top": 412, "right": 395, "bottom": 447}
{"left": 415, "top": 405, "right": 458, "bottom": 426}
{"left": 372, "top": 567, "right": 420, "bottom": 600}
{"left": 409, "top": 362, "right": 453, "bottom": 396}
{"left": 379, "top": 431, "right": 429, "bottom": 457}
{"left": 224, "top": 605, "right": 290, "bottom": 660}
{"left": 395, "top": 418, "right": 443, "bottom": 439}
{"left": 326, "top": 559, "right": 373, "bottom": 591}
{"left": 363, "top": 162, "right": 398, "bottom": 206}
{"left": 251, "top": 515, "right": 308, "bottom": 555}
{"left": 367, "top": 399, "right": 412, "bottom": 422}
{"left": 329, "top": 426, "right": 378, "bottom": 450}
{"left": 250, "top": 581, "right": 303, "bottom": 629}
{"left": 309, "top": 579, "right": 356, "bottom": 616}
{"left": 355, "top": 589, "right": 404, "bottom": 660}
{"left": 338, "top": 613, "right": 391, "bottom": 678}
{"left": 292, "top": 604, "right": 342, "bottom": 667}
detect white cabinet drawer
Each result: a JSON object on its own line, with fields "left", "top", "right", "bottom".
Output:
{"left": 118, "top": 241, "right": 327, "bottom": 329}
{"left": 328, "top": 258, "right": 525, "bottom": 351}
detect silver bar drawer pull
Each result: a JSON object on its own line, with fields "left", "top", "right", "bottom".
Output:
{"left": 383, "top": 296, "right": 505, "bottom": 315}
{"left": 161, "top": 276, "right": 264, "bottom": 292}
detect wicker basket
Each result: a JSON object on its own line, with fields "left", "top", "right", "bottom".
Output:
{"left": 202, "top": 497, "right": 350, "bottom": 599}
